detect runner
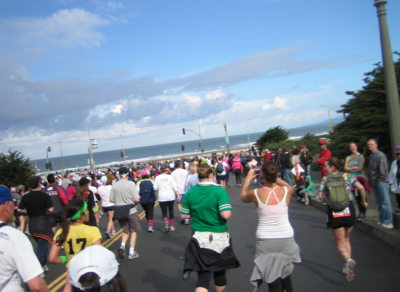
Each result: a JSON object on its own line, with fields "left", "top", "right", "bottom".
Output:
{"left": 154, "top": 165, "right": 180, "bottom": 232}
{"left": 48, "top": 199, "right": 102, "bottom": 292}
{"left": 110, "top": 167, "right": 141, "bottom": 260}
{"left": 171, "top": 160, "right": 189, "bottom": 224}
{"left": 319, "top": 157, "right": 357, "bottom": 281}
{"left": 214, "top": 158, "right": 228, "bottom": 189}
{"left": 98, "top": 176, "right": 115, "bottom": 238}
{"left": 232, "top": 154, "right": 243, "bottom": 187}
{"left": 241, "top": 161, "right": 300, "bottom": 291}
{"left": 136, "top": 170, "right": 156, "bottom": 232}
{"left": 180, "top": 164, "right": 240, "bottom": 291}
{"left": 75, "top": 178, "right": 97, "bottom": 227}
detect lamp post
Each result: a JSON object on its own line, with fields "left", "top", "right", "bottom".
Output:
{"left": 320, "top": 105, "right": 333, "bottom": 132}
{"left": 88, "top": 121, "right": 103, "bottom": 171}
{"left": 246, "top": 119, "right": 252, "bottom": 148}
{"left": 57, "top": 140, "right": 64, "bottom": 173}
{"left": 120, "top": 131, "right": 126, "bottom": 165}
{"left": 191, "top": 115, "right": 204, "bottom": 152}
{"left": 374, "top": 0, "right": 400, "bottom": 151}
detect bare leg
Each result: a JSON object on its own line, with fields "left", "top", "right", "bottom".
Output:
{"left": 63, "top": 272, "right": 72, "bottom": 292}
{"left": 215, "top": 286, "right": 226, "bottom": 292}
{"left": 195, "top": 288, "right": 208, "bottom": 292}
{"left": 121, "top": 232, "right": 129, "bottom": 245}
{"left": 19, "top": 216, "right": 25, "bottom": 232}
{"left": 107, "top": 212, "right": 114, "bottom": 231}
{"left": 129, "top": 232, "right": 137, "bottom": 248}
{"left": 355, "top": 182, "right": 368, "bottom": 207}
{"left": 332, "top": 227, "right": 351, "bottom": 261}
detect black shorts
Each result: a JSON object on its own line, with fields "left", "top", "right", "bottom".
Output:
{"left": 48, "top": 216, "right": 63, "bottom": 228}
{"left": 103, "top": 206, "right": 115, "bottom": 213}
{"left": 326, "top": 202, "right": 356, "bottom": 229}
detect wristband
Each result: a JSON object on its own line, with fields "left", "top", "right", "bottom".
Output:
{"left": 60, "top": 256, "right": 67, "bottom": 264}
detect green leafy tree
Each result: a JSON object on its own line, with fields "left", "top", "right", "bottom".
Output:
{"left": 329, "top": 55, "right": 400, "bottom": 161}
{"left": 0, "top": 150, "right": 35, "bottom": 187}
{"left": 256, "top": 126, "right": 289, "bottom": 149}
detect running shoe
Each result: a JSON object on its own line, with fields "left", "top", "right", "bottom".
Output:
{"left": 128, "top": 251, "right": 140, "bottom": 260}
{"left": 184, "top": 219, "right": 189, "bottom": 225}
{"left": 343, "top": 258, "right": 356, "bottom": 281}
{"left": 111, "top": 230, "right": 116, "bottom": 236}
{"left": 99, "top": 211, "right": 104, "bottom": 216}
{"left": 356, "top": 214, "right": 366, "bottom": 221}
{"left": 105, "top": 231, "right": 112, "bottom": 239}
{"left": 377, "top": 222, "right": 383, "bottom": 225}
{"left": 118, "top": 247, "right": 125, "bottom": 259}
{"left": 148, "top": 227, "right": 154, "bottom": 233}
{"left": 300, "top": 198, "right": 306, "bottom": 203}
{"left": 42, "top": 265, "right": 49, "bottom": 272}
{"left": 170, "top": 226, "right": 176, "bottom": 231}
{"left": 382, "top": 223, "right": 394, "bottom": 229}
{"left": 24, "top": 230, "right": 31, "bottom": 237}
{"left": 40, "top": 273, "right": 45, "bottom": 278}
{"left": 164, "top": 222, "right": 170, "bottom": 233}
{"left": 182, "top": 270, "right": 191, "bottom": 281}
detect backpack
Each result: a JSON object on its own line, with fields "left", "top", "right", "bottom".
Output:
{"left": 323, "top": 173, "right": 350, "bottom": 212}
{"left": 216, "top": 162, "right": 224, "bottom": 174}
{"left": 138, "top": 180, "right": 156, "bottom": 205}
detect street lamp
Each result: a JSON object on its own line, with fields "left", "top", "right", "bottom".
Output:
{"left": 320, "top": 105, "right": 333, "bottom": 132}
{"left": 120, "top": 131, "right": 126, "bottom": 165}
{"left": 191, "top": 115, "right": 204, "bottom": 152}
{"left": 57, "top": 140, "right": 64, "bottom": 173}
{"left": 374, "top": 0, "right": 400, "bottom": 151}
{"left": 246, "top": 119, "right": 252, "bottom": 148}
{"left": 88, "top": 121, "right": 103, "bottom": 171}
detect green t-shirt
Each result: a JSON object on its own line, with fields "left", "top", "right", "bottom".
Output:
{"left": 181, "top": 183, "right": 232, "bottom": 233}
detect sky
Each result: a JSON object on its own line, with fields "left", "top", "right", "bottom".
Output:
{"left": 1, "top": 0, "right": 399, "bottom": 160}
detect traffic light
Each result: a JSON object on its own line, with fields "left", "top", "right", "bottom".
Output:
{"left": 47, "top": 146, "right": 51, "bottom": 152}
{"left": 182, "top": 128, "right": 185, "bottom": 135}
{"left": 121, "top": 151, "right": 124, "bottom": 157}
{"left": 181, "top": 145, "right": 185, "bottom": 151}
{"left": 45, "top": 163, "right": 49, "bottom": 169}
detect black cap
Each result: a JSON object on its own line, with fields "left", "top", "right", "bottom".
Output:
{"left": 29, "top": 176, "right": 41, "bottom": 189}
{"left": 119, "top": 167, "right": 129, "bottom": 176}
{"left": 79, "top": 177, "right": 91, "bottom": 186}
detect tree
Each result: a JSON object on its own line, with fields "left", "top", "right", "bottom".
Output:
{"left": 329, "top": 55, "right": 400, "bottom": 161}
{"left": 256, "top": 126, "right": 289, "bottom": 149}
{"left": 0, "top": 150, "right": 35, "bottom": 188}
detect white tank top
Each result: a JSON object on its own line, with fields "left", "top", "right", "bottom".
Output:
{"left": 255, "top": 186, "right": 294, "bottom": 239}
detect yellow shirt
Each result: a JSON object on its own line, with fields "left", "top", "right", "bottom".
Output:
{"left": 54, "top": 224, "right": 102, "bottom": 267}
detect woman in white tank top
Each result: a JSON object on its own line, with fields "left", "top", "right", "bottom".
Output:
{"left": 241, "top": 161, "right": 301, "bottom": 292}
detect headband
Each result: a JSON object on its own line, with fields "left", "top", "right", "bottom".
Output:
{"left": 70, "top": 201, "right": 88, "bottom": 221}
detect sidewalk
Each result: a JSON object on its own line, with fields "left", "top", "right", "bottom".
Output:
{"left": 302, "top": 169, "right": 400, "bottom": 250}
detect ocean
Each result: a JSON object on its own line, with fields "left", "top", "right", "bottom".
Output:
{"left": 31, "top": 123, "right": 330, "bottom": 173}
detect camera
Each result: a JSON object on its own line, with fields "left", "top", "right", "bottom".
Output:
{"left": 254, "top": 169, "right": 261, "bottom": 175}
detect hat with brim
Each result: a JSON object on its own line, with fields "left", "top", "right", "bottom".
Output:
{"left": 319, "top": 140, "right": 327, "bottom": 145}
{"left": 0, "top": 185, "right": 13, "bottom": 205}
{"left": 79, "top": 177, "right": 91, "bottom": 186}
{"left": 396, "top": 145, "right": 400, "bottom": 154}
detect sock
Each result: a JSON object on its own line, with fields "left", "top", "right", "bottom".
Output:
{"left": 170, "top": 219, "right": 174, "bottom": 226}
{"left": 163, "top": 217, "right": 168, "bottom": 223}
{"left": 129, "top": 247, "right": 134, "bottom": 255}
{"left": 121, "top": 242, "right": 126, "bottom": 249}
{"left": 148, "top": 219, "right": 153, "bottom": 227}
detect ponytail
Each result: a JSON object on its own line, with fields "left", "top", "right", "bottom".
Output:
{"left": 55, "top": 199, "right": 85, "bottom": 246}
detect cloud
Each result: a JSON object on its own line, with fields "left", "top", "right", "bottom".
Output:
{"left": 1, "top": 8, "right": 110, "bottom": 49}
{"left": 273, "top": 96, "right": 288, "bottom": 110}
{"left": 262, "top": 104, "right": 272, "bottom": 110}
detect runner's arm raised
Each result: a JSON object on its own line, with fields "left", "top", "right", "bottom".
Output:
{"left": 241, "top": 169, "right": 256, "bottom": 204}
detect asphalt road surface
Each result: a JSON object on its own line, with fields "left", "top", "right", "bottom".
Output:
{"left": 39, "top": 181, "right": 400, "bottom": 292}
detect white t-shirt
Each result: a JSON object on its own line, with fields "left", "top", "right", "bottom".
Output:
{"left": 0, "top": 222, "right": 43, "bottom": 292}
{"left": 171, "top": 168, "right": 189, "bottom": 194}
{"left": 98, "top": 185, "right": 114, "bottom": 207}
{"left": 153, "top": 174, "right": 178, "bottom": 202}
{"left": 184, "top": 161, "right": 189, "bottom": 170}
{"left": 215, "top": 162, "right": 228, "bottom": 176}
{"left": 89, "top": 186, "right": 98, "bottom": 202}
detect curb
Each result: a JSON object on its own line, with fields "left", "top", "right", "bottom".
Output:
{"left": 295, "top": 194, "right": 400, "bottom": 251}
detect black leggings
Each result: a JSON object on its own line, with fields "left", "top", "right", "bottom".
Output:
{"left": 234, "top": 169, "right": 241, "bottom": 184}
{"left": 141, "top": 203, "right": 155, "bottom": 221}
{"left": 196, "top": 270, "right": 227, "bottom": 289}
{"left": 159, "top": 201, "right": 174, "bottom": 219}
{"left": 268, "top": 276, "right": 292, "bottom": 292}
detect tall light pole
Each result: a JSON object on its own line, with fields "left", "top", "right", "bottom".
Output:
{"left": 320, "top": 105, "right": 333, "bottom": 132}
{"left": 374, "top": 0, "right": 400, "bottom": 151}
{"left": 88, "top": 121, "right": 103, "bottom": 171}
{"left": 120, "top": 131, "right": 126, "bottom": 165}
{"left": 57, "top": 140, "right": 64, "bottom": 173}
{"left": 191, "top": 115, "right": 203, "bottom": 152}
{"left": 246, "top": 119, "right": 252, "bottom": 148}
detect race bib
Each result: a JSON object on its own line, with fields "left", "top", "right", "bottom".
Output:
{"left": 332, "top": 207, "right": 351, "bottom": 218}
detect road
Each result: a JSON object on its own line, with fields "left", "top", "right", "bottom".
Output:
{"left": 39, "top": 180, "right": 400, "bottom": 292}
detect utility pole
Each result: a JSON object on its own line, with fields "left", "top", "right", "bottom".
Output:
{"left": 223, "top": 123, "right": 230, "bottom": 153}
{"left": 120, "top": 131, "right": 126, "bottom": 165}
{"left": 374, "top": 0, "right": 400, "bottom": 151}
{"left": 191, "top": 115, "right": 204, "bottom": 152}
{"left": 246, "top": 119, "right": 252, "bottom": 148}
{"left": 57, "top": 140, "right": 64, "bottom": 173}
{"left": 320, "top": 105, "right": 333, "bottom": 132}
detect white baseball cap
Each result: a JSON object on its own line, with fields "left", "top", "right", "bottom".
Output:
{"left": 69, "top": 246, "right": 119, "bottom": 290}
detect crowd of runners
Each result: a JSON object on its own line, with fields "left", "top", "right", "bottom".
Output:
{"left": 0, "top": 137, "right": 399, "bottom": 291}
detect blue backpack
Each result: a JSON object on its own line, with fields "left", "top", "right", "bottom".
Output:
{"left": 138, "top": 180, "right": 156, "bottom": 205}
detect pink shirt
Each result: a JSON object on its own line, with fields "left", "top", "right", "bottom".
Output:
{"left": 66, "top": 185, "right": 75, "bottom": 201}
